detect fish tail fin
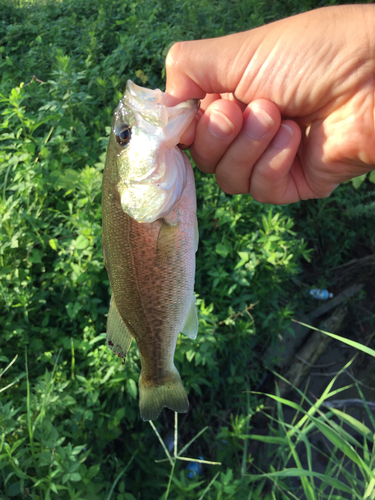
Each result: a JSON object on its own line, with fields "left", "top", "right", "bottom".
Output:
{"left": 139, "top": 367, "right": 189, "bottom": 421}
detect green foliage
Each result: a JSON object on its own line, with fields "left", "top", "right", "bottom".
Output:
{"left": 288, "top": 181, "right": 375, "bottom": 275}
{"left": 248, "top": 329, "right": 375, "bottom": 499}
{"left": 0, "top": 0, "right": 373, "bottom": 498}
{"left": 351, "top": 170, "right": 375, "bottom": 190}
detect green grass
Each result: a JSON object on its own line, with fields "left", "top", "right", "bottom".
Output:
{"left": 248, "top": 325, "right": 375, "bottom": 499}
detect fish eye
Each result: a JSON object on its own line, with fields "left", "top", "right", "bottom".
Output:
{"left": 115, "top": 124, "right": 132, "bottom": 146}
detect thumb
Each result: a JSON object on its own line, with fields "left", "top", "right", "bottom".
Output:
{"left": 165, "top": 32, "right": 253, "bottom": 102}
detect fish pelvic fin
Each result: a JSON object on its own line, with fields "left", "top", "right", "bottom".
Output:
{"left": 139, "top": 367, "right": 189, "bottom": 421}
{"left": 107, "top": 297, "right": 133, "bottom": 359}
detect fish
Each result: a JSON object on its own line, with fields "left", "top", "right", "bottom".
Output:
{"left": 102, "top": 80, "right": 200, "bottom": 421}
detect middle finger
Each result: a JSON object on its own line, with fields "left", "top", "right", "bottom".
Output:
{"left": 214, "top": 100, "right": 281, "bottom": 194}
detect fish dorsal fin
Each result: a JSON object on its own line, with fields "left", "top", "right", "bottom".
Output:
{"left": 107, "top": 298, "right": 133, "bottom": 359}
{"left": 181, "top": 293, "right": 198, "bottom": 339}
{"left": 156, "top": 219, "right": 180, "bottom": 264}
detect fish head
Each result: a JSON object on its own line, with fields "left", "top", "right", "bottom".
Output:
{"left": 109, "top": 80, "right": 199, "bottom": 223}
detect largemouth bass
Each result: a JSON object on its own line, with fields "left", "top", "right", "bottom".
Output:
{"left": 102, "top": 80, "right": 199, "bottom": 421}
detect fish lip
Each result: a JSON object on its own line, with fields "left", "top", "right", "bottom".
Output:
{"left": 125, "top": 79, "right": 200, "bottom": 111}
{"left": 124, "top": 80, "right": 200, "bottom": 119}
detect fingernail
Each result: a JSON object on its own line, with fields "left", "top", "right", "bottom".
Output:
{"left": 245, "top": 106, "right": 274, "bottom": 139}
{"left": 271, "top": 124, "right": 293, "bottom": 149}
{"left": 208, "top": 110, "right": 235, "bottom": 139}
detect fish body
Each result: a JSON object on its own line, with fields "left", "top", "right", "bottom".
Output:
{"left": 102, "top": 81, "right": 199, "bottom": 421}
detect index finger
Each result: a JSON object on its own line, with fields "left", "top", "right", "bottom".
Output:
{"left": 165, "top": 32, "right": 251, "bottom": 102}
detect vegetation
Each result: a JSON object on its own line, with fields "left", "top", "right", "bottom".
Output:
{"left": 1, "top": 0, "right": 374, "bottom": 498}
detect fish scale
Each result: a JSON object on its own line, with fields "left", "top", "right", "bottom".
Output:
{"left": 102, "top": 80, "right": 199, "bottom": 420}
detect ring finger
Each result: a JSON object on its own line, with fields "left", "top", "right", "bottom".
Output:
{"left": 213, "top": 100, "right": 282, "bottom": 194}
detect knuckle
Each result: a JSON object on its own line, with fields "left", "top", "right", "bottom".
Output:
{"left": 216, "top": 177, "right": 244, "bottom": 195}
{"left": 165, "top": 41, "right": 183, "bottom": 70}
{"left": 218, "top": 183, "right": 235, "bottom": 195}
{"left": 192, "top": 156, "right": 215, "bottom": 174}
{"left": 193, "top": 149, "right": 214, "bottom": 165}
{"left": 251, "top": 192, "right": 272, "bottom": 203}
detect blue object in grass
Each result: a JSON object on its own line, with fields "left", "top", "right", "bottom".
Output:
{"left": 186, "top": 456, "right": 203, "bottom": 478}
{"left": 309, "top": 289, "right": 333, "bottom": 300}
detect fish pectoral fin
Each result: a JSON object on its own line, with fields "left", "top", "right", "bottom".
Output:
{"left": 156, "top": 219, "right": 180, "bottom": 264}
{"left": 107, "top": 297, "right": 133, "bottom": 359}
{"left": 194, "top": 216, "right": 199, "bottom": 253}
{"left": 181, "top": 293, "right": 198, "bottom": 340}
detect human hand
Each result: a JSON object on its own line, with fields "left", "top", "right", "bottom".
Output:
{"left": 165, "top": 5, "right": 375, "bottom": 204}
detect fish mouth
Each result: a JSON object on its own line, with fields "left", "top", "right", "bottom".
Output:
{"left": 120, "top": 80, "right": 199, "bottom": 136}
{"left": 125, "top": 80, "right": 200, "bottom": 112}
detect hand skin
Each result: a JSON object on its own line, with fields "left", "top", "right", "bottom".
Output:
{"left": 165, "top": 5, "right": 375, "bottom": 204}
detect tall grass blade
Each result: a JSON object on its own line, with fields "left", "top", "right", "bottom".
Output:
{"left": 0, "top": 354, "right": 18, "bottom": 378}
{"left": 293, "top": 320, "right": 375, "bottom": 357}
{"left": 197, "top": 471, "right": 220, "bottom": 500}
{"left": 246, "top": 468, "right": 355, "bottom": 496}
{"left": 310, "top": 416, "right": 369, "bottom": 473}
{"left": 329, "top": 408, "right": 373, "bottom": 440}
{"left": 149, "top": 420, "right": 173, "bottom": 467}
{"left": 106, "top": 452, "right": 137, "bottom": 500}
{"left": 356, "top": 384, "right": 375, "bottom": 430}
{"left": 177, "top": 426, "right": 209, "bottom": 457}
{"left": 25, "top": 348, "right": 34, "bottom": 456}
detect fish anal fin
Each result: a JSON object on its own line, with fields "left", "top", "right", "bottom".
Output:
{"left": 181, "top": 293, "right": 198, "bottom": 340}
{"left": 107, "top": 298, "right": 133, "bottom": 360}
{"left": 139, "top": 366, "right": 189, "bottom": 421}
{"left": 156, "top": 219, "right": 180, "bottom": 264}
